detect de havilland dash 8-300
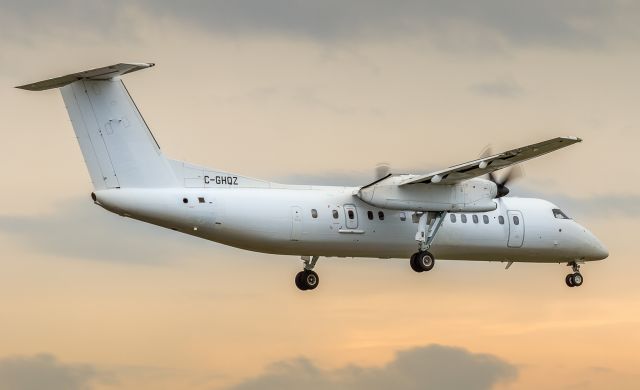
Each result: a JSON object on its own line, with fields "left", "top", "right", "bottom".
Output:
{"left": 17, "top": 63, "right": 609, "bottom": 291}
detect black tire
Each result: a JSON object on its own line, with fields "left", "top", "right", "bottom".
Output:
{"left": 302, "top": 270, "right": 319, "bottom": 290}
{"left": 295, "top": 271, "right": 308, "bottom": 291}
{"left": 410, "top": 253, "right": 423, "bottom": 273}
{"left": 572, "top": 272, "right": 583, "bottom": 287}
{"left": 417, "top": 251, "right": 435, "bottom": 272}
{"left": 565, "top": 273, "right": 575, "bottom": 287}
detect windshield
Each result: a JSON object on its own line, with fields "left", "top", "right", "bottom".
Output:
{"left": 552, "top": 208, "right": 570, "bottom": 219}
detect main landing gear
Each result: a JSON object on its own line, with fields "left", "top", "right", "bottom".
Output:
{"left": 565, "top": 261, "right": 584, "bottom": 288}
{"left": 410, "top": 211, "right": 446, "bottom": 273}
{"left": 295, "top": 255, "right": 319, "bottom": 291}
{"left": 410, "top": 251, "right": 435, "bottom": 272}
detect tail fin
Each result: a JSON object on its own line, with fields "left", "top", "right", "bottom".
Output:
{"left": 17, "top": 63, "right": 178, "bottom": 190}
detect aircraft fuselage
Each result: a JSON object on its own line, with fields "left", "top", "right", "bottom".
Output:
{"left": 94, "top": 187, "right": 608, "bottom": 263}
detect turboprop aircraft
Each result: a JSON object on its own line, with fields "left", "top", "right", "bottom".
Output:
{"left": 17, "top": 63, "right": 609, "bottom": 291}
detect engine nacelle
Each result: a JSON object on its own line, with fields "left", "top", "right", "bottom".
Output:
{"left": 356, "top": 177, "right": 497, "bottom": 212}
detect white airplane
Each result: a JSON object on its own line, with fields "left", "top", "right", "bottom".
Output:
{"left": 17, "top": 63, "right": 609, "bottom": 291}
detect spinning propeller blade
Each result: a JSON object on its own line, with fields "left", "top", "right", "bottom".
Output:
{"left": 375, "top": 163, "right": 391, "bottom": 180}
{"left": 482, "top": 146, "right": 524, "bottom": 198}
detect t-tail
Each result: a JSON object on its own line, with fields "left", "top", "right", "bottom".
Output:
{"left": 16, "top": 63, "right": 179, "bottom": 190}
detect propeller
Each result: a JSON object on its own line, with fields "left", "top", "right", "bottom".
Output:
{"left": 374, "top": 162, "right": 391, "bottom": 180}
{"left": 487, "top": 166, "right": 523, "bottom": 198}
{"left": 480, "top": 146, "right": 524, "bottom": 198}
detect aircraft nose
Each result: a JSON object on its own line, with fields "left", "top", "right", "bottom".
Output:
{"left": 585, "top": 233, "right": 609, "bottom": 260}
{"left": 592, "top": 240, "right": 609, "bottom": 260}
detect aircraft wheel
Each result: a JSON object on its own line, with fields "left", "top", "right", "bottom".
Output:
{"left": 295, "top": 271, "right": 307, "bottom": 290}
{"left": 416, "top": 251, "right": 435, "bottom": 272}
{"left": 572, "top": 272, "right": 583, "bottom": 287}
{"left": 409, "top": 253, "right": 423, "bottom": 273}
{"left": 295, "top": 270, "right": 319, "bottom": 291}
{"left": 565, "top": 273, "right": 574, "bottom": 287}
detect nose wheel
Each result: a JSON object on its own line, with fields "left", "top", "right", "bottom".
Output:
{"left": 295, "top": 256, "right": 320, "bottom": 291}
{"left": 565, "top": 261, "right": 584, "bottom": 288}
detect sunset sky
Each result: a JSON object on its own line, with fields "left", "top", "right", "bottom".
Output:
{"left": 1, "top": 1, "right": 639, "bottom": 389}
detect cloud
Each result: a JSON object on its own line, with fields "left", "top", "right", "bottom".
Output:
{"left": 0, "top": 353, "right": 112, "bottom": 390}
{"left": 1, "top": 1, "right": 639, "bottom": 49}
{"left": 470, "top": 78, "right": 524, "bottom": 98}
{"left": 227, "top": 344, "right": 517, "bottom": 390}
{"left": 0, "top": 1, "right": 134, "bottom": 44}
{"left": 510, "top": 185, "right": 640, "bottom": 218}
{"left": 137, "top": 0, "right": 613, "bottom": 47}
{"left": 547, "top": 193, "right": 640, "bottom": 218}
{"left": 0, "top": 197, "right": 210, "bottom": 264}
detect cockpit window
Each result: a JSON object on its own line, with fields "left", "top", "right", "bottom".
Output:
{"left": 552, "top": 209, "right": 570, "bottom": 219}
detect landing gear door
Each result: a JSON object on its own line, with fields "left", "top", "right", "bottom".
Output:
{"left": 343, "top": 204, "right": 358, "bottom": 229}
{"left": 507, "top": 210, "right": 525, "bottom": 248}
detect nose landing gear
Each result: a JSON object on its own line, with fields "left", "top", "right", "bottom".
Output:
{"left": 295, "top": 256, "right": 320, "bottom": 291}
{"left": 565, "top": 261, "right": 584, "bottom": 287}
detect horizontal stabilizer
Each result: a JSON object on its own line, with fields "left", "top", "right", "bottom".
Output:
{"left": 16, "top": 63, "right": 154, "bottom": 91}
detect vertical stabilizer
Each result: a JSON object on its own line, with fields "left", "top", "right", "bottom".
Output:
{"left": 17, "top": 63, "right": 178, "bottom": 190}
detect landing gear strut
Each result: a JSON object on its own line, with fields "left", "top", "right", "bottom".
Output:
{"left": 565, "top": 261, "right": 584, "bottom": 288}
{"left": 295, "top": 256, "right": 319, "bottom": 291}
{"left": 410, "top": 211, "right": 446, "bottom": 273}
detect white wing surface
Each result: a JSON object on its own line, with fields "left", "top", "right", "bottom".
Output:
{"left": 398, "top": 136, "right": 581, "bottom": 185}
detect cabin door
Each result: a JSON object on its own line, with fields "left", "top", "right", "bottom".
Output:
{"left": 343, "top": 204, "right": 359, "bottom": 229}
{"left": 507, "top": 210, "right": 525, "bottom": 248}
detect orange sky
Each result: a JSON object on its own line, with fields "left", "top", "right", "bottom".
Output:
{"left": 1, "top": 2, "right": 639, "bottom": 389}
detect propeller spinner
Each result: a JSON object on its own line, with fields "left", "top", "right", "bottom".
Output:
{"left": 488, "top": 165, "right": 523, "bottom": 198}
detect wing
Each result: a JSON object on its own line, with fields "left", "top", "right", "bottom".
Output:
{"left": 398, "top": 136, "right": 581, "bottom": 185}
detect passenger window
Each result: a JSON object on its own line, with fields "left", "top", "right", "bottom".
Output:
{"left": 367, "top": 211, "right": 374, "bottom": 220}
{"left": 552, "top": 208, "right": 570, "bottom": 219}
{"left": 400, "top": 212, "right": 406, "bottom": 221}
{"left": 483, "top": 215, "right": 489, "bottom": 224}
{"left": 472, "top": 215, "right": 479, "bottom": 224}
{"left": 461, "top": 214, "right": 467, "bottom": 223}
{"left": 450, "top": 214, "right": 457, "bottom": 223}
{"left": 513, "top": 215, "right": 520, "bottom": 225}
{"left": 332, "top": 210, "right": 339, "bottom": 219}
{"left": 348, "top": 210, "right": 354, "bottom": 219}
{"left": 198, "top": 197, "right": 205, "bottom": 203}
{"left": 378, "top": 211, "right": 385, "bottom": 220}
{"left": 498, "top": 216, "right": 505, "bottom": 225}
{"left": 311, "top": 209, "right": 318, "bottom": 218}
